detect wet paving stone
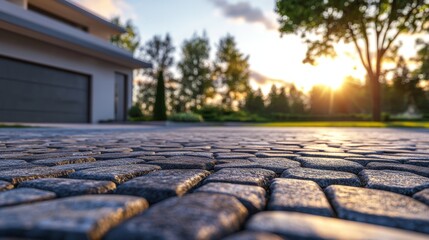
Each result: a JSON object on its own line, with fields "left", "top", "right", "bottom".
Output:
{"left": 268, "top": 178, "right": 334, "bottom": 217}
{"left": 359, "top": 170, "right": 429, "bottom": 195}
{"left": 0, "top": 188, "right": 56, "bottom": 207}
{"left": 51, "top": 158, "right": 146, "bottom": 171}
{"left": 246, "top": 211, "right": 429, "bottom": 240}
{"left": 31, "top": 156, "right": 96, "bottom": 166}
{"left": 325, "top": 185, "right": 429, "bottom": 233}
{"left": 0, "top": 167, "right": 74, "bottom": 185}
{"left": 0, "top": 180, "right": 13, "bottom": 191}
{"left": 413, "top": 189, "right": 429, "bottom": 205}
{"left": 115, "top": 169, "right": 210, "bottom": 203}
{"left": 105, "top": 193, "right": 248, "bottom": 240}
{"left": 69, "top": 164, "right": 161, "bottom": 184}
{"left": 204, "top": 168, "right": 276, "bottom": 187}
{"left": 296, "top": 157, "right": 363, "bottom": 174}
{"left": 0, "top": 195, "right": 148, "bottom": 240}
{"left": 281, "top": 168, "right": 361, "bottom": 188}
{"left": 19, "top": 178, "right": 116, "bottom": 197}
{"left": 195, "top": 182, "right": 266, "bottom": 213}
{"left": 366, "top": 162, "right": 429, "bottom": 177}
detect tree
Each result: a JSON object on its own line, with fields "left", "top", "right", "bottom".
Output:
{"left": 415, "top": 39, "right": 429, "bottom": 80}
{"left": 177, "top": 33, "right": 214, "bottom": 111}
{"left": 267, "top": 85, "right": 290, "bottom": 114}
{"left": 276, "top": 0, "right": 429, "bottom": 121}
{"left": 214, "top": 35, "right": 251, "bottom": 108}
{"left": 141, "top": 34, "right": 175, "bottom": 121}
{"left": 289, "top": 85, "right": 306, "bottom": 114}
{"left": 136, "top": 79, "right": 156, "bottom": 114}
{"left": 244, "top": 88, "right": 265, "bottom": 114}
{"left": 110, "top": 17, "right": 140, "bottom": 54}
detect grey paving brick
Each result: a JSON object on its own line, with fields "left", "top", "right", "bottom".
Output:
{"left": 268, "top": 178, "right": 333, "bottom": 217}
{"left": 51, "top": 158, "right": 146, "bottom": 171}
{"left": 248, "top": 157, "right": 300, "bottom": 173}
{"left": 106, "top": 193, "right": 248, "bottom": 240}
{"left": 222, "top": 231, "right": 284, "bottom": 240}
{"left": 0, "top": 188, "right": 56, "bottom": 207}
{"left": 344, "top": 157, "right": 400, "bottom": 166}
{"left": 0, "top": 167, "right": 74, "bottom": 185}
{"left": 0, "top": 180, "right": 13, "bottom": 191}
{"left": 0, "top": 195, "right": 148, "bottom": 240}
{"left": 281, "top": 168, "right": 361, "bottom": 188}
{"left": 296, "top": 157, "right": 363, "bottom": 174}
{"left": 254, "top": 152, "right": 298, "bottom": 159}
{"left": 195, "top": 182, "right": 266, "bottom": 213}
{"left": 204, "top": 168, "right": 276, "bottom": 187}
{"left": 413, "top": 189, "right": 429, "bottom": 205}
{"left": 69, "top": 164, "right": 160, "bottom": 184}
{"left": 215, "top": 152, "right": 255, "bottom": 159}
{"left": 366, "top": 162, "right": 429, "bottom": 177}
{"left": 0, "top": 160, "right": 36, "bottom": 171}
{"left": 298, "top": 152, "right": 362, "bottom": 158}
{"left": 31, "top": 156, "right": 96, "bottom": 166}
{"left": 19, "top": 178, "right": 116, "bottom": 197}
{"left": 146, "top": 158, "right": 216, "bottom": 170}
{"left": 326, "top": 185, "right": 429, "bottom": 233}
{"left": 246, "top": 211, "right": 429, "bottom": 240}
{"left": 359, "top": 170, "right": 429, "bottom": 195}
{"left": 94, "top": 152, "right": 154, "bottom": 160}
{"left": 115, "top": 169, "right": 210, "bottom": 203}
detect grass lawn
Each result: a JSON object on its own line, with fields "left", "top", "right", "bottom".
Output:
{"left": 254, "top": 121, "right": 429, "bottom": 128}
{"left": 0, "top": 124, "right": 30, "bottom": 128}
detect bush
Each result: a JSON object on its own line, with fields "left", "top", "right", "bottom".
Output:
{"left": 169, "top": 112, "right": 203, "bottom": 122}
{"left": 128, "top": 104, "right": 144, "bottom": 118}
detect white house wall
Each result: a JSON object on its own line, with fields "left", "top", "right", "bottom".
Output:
{"left": 0, "top": 29, "right": 133, "bottom": 123}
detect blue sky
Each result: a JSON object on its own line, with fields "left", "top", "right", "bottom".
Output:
{"left": 74, "top": 0, "right": 421, "bottom": 93}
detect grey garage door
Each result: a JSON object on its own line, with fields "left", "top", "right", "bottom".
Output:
{"left": 0, "top": 57, "right": 90, "bottom": 123}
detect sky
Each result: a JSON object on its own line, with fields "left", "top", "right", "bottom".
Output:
{"left": 73, "top": 0, "right": 423, "bottom": 94}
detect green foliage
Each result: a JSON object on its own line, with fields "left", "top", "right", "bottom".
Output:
{"left": 110, "top": 17, "right": 140, "bottom": 54}
{"left": 213, "top": 35, "right": 251, "bottom": 107}
{"left": 244, "top": 88, "right": 265, "bottom": 114}
{"left": 141, "top": 34, "right": 175, "bottom": 121}
{"left": 276, "top": 0, "right": 429, "bottom": 121}
{"left": 169, "top": 112, "right": 203, "bottom": 122}
{"left": 176, "top": 33, "right": 214, "bottom": 111}
{"left": 128, "top": 104, "right": 144, "bottom": 118}
{"left": 289, "top": 85, "right": 306, "bottom": 114}
{"left": 267, "top": 85, "right": 290, "bottom": 114}
{"left": 415, "top": 39, "right": 429, "bottom": 80}
{"left": 136, "top": 80, "right": 156, "bottom": 114}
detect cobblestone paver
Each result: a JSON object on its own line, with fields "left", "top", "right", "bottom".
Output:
{"left": 0, "top": 126, "right": 429, "bottom": 239}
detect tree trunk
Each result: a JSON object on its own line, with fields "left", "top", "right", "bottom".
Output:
{"left": 153, "top": 70, "right": 167, "bottom": 121}
{"left": 371, "top": 75, "right": 381, "bottom": 121}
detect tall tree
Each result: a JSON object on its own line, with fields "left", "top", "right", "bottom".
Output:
{"left": 289, "top": 85, "right": 306, "bottom": 114}
{"left": 267, "top": 85, "right": 290, "bottom": 114}
{"left": 214, "top": 35, "right": 251, "bottom": 108}
{"left": 276, "top": 0, "right": 429, "bottom": 121}
{"left": 141, "top": 34, "right": 175, "bottom": 121}
{"left": 177, "top": 33, "right": 214, "bottom": 111}
{"left": 110, "top": 17, "right": 140, "bottom": 54}
{"left": 244, "top": 88, "right": 265, "bottom": 114}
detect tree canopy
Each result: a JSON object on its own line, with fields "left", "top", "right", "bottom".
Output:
{"left": 110, "top": 17, "right": 140, "bottom": 54}
{"left": 276, "top": 0, "right": 429, "bottom": 120}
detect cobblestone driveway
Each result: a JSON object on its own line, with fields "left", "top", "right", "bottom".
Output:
{"left": 0, "top": 126, "right": 429, "bottom": 239}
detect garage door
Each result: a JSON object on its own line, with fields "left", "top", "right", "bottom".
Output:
{"left": 0, "top": 57, "right": 90, "bottom": 123}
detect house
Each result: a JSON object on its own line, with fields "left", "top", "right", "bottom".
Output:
{"left": 0, "top": 0, "right": 150, "bottom": 123}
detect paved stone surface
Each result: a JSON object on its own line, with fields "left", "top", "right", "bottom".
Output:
{"left": 0, "top": 167, "right": 74, "bottom": 184}
{"left": 366, "top": 162, "right": 429, "bottom": 177}
{"left": 69, "top": 164, "right": 161, "bottom": 184}
{"left": 115, "top": 169, "right": 210, "bottom": 203}
{"left": 268, "top": 178, "right": 334, "bottom": 216}
{"left": 0, "top": 195, "right": 148, "bottom": 240}
{"left": 359, "top": 170, "right": 429, "bottom": 195}
{"left": 296, "top": 156, "right": 363, "bottom": 174}
{"left": 246, "top": 212, "right": 429, "bottom": 240}
{"left": 0, "top": 188, "right": 56, "bottom": 207}
{"left": 325, "top": 185, "right": 429, "bottom": 233}
{"left": 413, "top": 188, "right": 429, "bottom": 205}
{"left": 281, "top": 167, "right": 361, "bottom": 187}
{"left": 0, "top": 127, "right": 429, "bottom": 238}
{"left": 106, "top": 193, "right": 248, "bottom": 240}
{"left": 204, "top": 168, "right": 276, "bottom": 187}
{"left": 195, "top": 182, "right": 266, "bottom": 213}
{"left": 19, "top": 178, "right": 116, "bottom": 197}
